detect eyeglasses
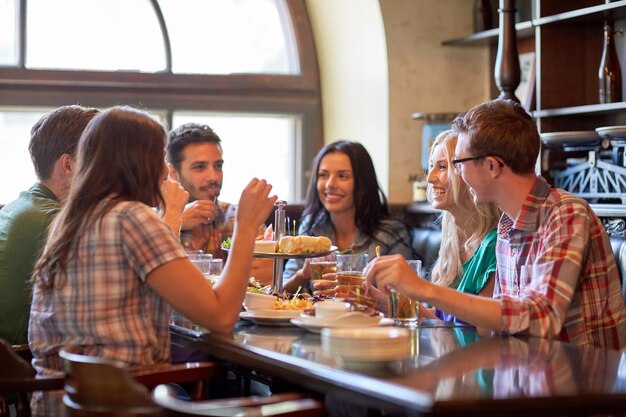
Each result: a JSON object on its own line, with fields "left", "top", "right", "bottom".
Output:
{"left": 452, "top": 155, "right": 504, "bottom": 172}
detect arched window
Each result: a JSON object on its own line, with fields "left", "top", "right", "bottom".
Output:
{"left": 0, "top": 0, "right": 321, "bottom": 204}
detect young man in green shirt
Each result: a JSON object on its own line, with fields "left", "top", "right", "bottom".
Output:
{"left": 0, "top": 105, "right": 99, "bottom": 344}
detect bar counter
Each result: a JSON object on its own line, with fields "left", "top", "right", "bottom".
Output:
{"left": 171, "top": 318, "right": 626, "bottom": 416}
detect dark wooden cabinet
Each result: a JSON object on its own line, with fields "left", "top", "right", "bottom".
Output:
{"left": 442, "top": 0, "right": 626, "bottom": 226}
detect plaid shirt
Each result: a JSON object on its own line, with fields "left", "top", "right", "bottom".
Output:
{"left": 494, "top": 177, "right": 626, "bottom": 349}
{"left": 180, "top": 200, "right": 236, "bottom": 259}
{"left": 29, "top": 199, "right": 187, "bottom": 416}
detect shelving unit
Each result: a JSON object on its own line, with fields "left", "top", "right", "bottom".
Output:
{"left": 441, "top": 0, "right": 626, "bottom": 214}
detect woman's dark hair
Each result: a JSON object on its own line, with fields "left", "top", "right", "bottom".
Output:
{"left": 33, "top": 106, "right": 168, "bottom": 290}
{"left": 302, "top": 140, "right": 390, "bottom": 237}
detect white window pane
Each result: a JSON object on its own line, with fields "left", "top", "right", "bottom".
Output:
{"left": 159, "top": 0, "right": 299, "bottom": 75}
{"left": 172, "top": 112, "right": 298, "bottom": 204}
{"left": 26, "top": 0, "right": 166, "bottom": 72}
{"left": 0, "top": 109, "right": 51, "bottom": 205}
{"left": 0, "top": 0, "right": 19, "bottom": 66}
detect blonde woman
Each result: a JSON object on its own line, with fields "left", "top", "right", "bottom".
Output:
{"left": 425, "top": 130, "right": 501, "bottom": 322}
{"left": 367, "top": 130, "right": 500, "bottom": 323}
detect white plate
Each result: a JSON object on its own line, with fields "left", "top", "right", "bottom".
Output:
{"left": 239, "top": 310, "right": 301, "bottom": 327}
{"left": 291, "top": 313, "right": 392, "bottom": 334}
{"left": 225, "top": 246, "right": 338, "bottom": 259}
{"left": 596, "top": 126, "right": 626, "bottom": 141}
{"left": 540, "top": 131, "right": 602, "bottom": 147}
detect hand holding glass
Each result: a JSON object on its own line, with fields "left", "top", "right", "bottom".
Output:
{"left": 388, "top": 259, "right": 421, "bottom": 326}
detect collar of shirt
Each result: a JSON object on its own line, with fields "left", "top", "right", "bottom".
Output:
{"left": 498, "top": 176, "right": 551, "bottom": 239}
{"left": 31, "top": 182, "right": 59, "bottom": 202}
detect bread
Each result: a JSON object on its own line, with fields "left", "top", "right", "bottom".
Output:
{"left": 278, "top": 236, "right": 332, "bottom": 254}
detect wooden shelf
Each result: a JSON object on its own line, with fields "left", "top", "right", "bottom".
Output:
{"left": 442, "top": 21, "right": 534, "bottom": 47}
{"left": 533, "top": 102, "right": 626, "bottom": 118}
{"left": 535, "top": 1, "right": 626, "bottom": 27}
{"left": 442, "top": 1, "right": 626, "bottom": 47}
{"left": 406, "top": 202, "right": 440, "bottom": 215}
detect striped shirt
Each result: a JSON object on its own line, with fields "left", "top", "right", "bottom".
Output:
{"left": 29, "top": 198, "right": 187, "bottom": 416}
{"left": 494, "top": 177, "right": 626, "bottom": 349}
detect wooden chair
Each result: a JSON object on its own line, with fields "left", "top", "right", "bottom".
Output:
{"left": 0, "top": 339, "right": 64, "bottom": 417}
{"left": 60, "top": 350, "right": 326, "bottom": 417}
{"left": 152, "top": 384, "right": 326, "bottom": 417}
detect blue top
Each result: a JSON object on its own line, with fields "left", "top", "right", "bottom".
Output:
{"left": 435, "top": 229, "right": 497, "bottom": 324}
{"left": 283, "top": 211, "right": 415, "bottom": 286}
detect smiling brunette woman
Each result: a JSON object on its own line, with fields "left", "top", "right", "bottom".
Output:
{"left": 282, "top": 140, "right": 414, "bottom": 293}
{"left": 28, "top": 106, "right": 276, "bottom": 416}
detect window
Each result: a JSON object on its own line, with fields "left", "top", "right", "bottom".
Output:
{"left": 173, "top": 112, "right": 300, "bottom": 203}
{"left": 0, "top": 0, "right": 320, "bottom": 205}
{"left": 0, "top": 108, "right": 49, "bottom": 203}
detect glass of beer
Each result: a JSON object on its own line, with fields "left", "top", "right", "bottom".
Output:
{"left": 388, "top": 259, "right": 421, "bottom": 327}
{"left": 336, "top": 254, "right": 368, "bottom": 296}
{"left": 310, "top": 259, "right": 337, "bottom": 284}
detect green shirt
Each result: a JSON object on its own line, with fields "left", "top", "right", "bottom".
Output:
{"left": 453, "top": 228, "right": 497, "bottom": 295}
{"left": 0, "top": 183, "right": 59, "bottom": 344}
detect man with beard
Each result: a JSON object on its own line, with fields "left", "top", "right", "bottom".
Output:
{"left": 167, "top": 123, "right": 273, "bottom": 282}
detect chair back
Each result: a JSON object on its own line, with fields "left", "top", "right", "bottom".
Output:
{"left": 152, "top": 384, "right": 326, "bottom": 417}
{"left": 59, "top": 349, "right": 162, "bottom": 417}
{"left": 0, "top": 339, "right": 65, "bottom": 417}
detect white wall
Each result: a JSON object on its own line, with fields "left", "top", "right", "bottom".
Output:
{"left": 306, "top": 1, "right": 491, "bottom": 202}
{"left": 305, "top": 0, "right": 390, "bottom": 193}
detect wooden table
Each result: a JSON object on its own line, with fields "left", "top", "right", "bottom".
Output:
{"left": 170, "top": 318, "right": 626, "bottom": 416}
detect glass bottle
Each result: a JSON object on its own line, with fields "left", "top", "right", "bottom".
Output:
{"left": 598, "top": 20, "right": 622, "bottom": 104}
{"left": 473, "top": 0, "right": 493, "bottom": 33}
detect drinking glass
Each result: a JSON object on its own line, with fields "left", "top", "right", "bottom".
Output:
{"left": 310, "top": 253, "right": 337, "bottom": 284}
{"left": 189, "top": 253, "right": 213, "bottom": 276}
{"left": 336, "top": 254, "right": 368, "bottom": 295}
{"left": 209, "top": 259, "right": 223, "bottom": 276}
{"left": 388, "top": 259, "right": 422, "bottom": 327}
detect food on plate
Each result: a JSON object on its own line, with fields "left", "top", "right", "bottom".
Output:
{"left": 220, "top": 236, "right": 232, "bottom": 249}
{"left": 273, "top": 293, "right": 313, "bottom": 310}
{"left": 278, "top": 236, "right": 332, "bottom": 254}
{"left": 254, "top": 240, "right": 277, "bottom": 254}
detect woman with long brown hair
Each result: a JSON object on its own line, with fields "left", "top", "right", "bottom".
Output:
{"left": 28, "top": 106, "right": 276, "bottom": 415}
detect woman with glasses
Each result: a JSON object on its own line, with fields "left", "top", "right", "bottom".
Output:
{"left": 368, "top": 130, "right": 501, "bottom": 322}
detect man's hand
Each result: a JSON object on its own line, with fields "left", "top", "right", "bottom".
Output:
{"left": 181, "top": 199, "right": 218, "bottom": 230}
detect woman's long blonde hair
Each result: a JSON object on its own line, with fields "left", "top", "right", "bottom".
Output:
{"left": 428, "top": 130, "right": 501, "bottom": 288}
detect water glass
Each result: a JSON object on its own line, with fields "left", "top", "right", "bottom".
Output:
{"left": 209, "top": 259, "right": 223, "bottom": 276}
{"left": 189, "top": 253, "right": 213, "bottom": 275}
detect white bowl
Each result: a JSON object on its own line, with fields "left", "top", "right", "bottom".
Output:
{"left": 244, "top": 292, "right": 276, "bottom": 310}
{"left": 315, "top": 300, "right": 351, "bottom": 319}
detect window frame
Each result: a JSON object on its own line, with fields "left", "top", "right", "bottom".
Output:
{"left": 0, "top": 0, "right": 321, "bottom": 201}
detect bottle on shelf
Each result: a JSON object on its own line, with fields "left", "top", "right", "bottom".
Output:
{"left": 473, "top": 0, "right": 494, "bottom": 33}
{"left": 598, "top": 20, "right": 622, "bottom": 104}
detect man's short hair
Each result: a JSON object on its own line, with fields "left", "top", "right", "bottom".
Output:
{"left": 166, "top": 123, "right": 222, "bottom": 172}
{"left": 452, "top": 99, "right": 540, "bottom": 174}
{"left": 29, "top": 105, "right": 100, "bottom": 181}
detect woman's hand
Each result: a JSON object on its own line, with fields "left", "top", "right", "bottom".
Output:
{"left": 236, "top": 179, "right": 277, "bottom": 232}
{"left": 311, "top": 273, "right": 337, "bottom": 297}
{"left": 160, "top": 178, "right": 189, "bottom": 234}
{"left": 364, "top": 254, "right": 427, "bottom": 299}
